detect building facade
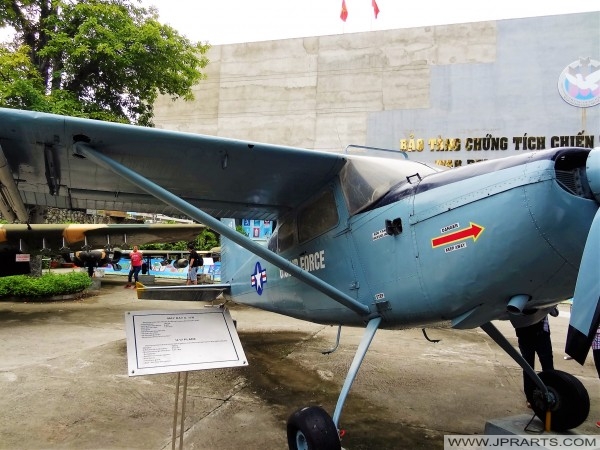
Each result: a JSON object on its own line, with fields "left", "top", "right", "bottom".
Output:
{"left": 152, "top": 12, "right": 600, "bottom": 167}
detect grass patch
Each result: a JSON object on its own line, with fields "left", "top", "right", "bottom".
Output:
{"left": 0, "top": 272, "right": 92, "bottom": 299}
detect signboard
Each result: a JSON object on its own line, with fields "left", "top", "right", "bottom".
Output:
{"left": 15, "top": 254, "right": 30, "bottom": 262}
{"left": 124, "top": 307, "right": 247, "bottom": 376}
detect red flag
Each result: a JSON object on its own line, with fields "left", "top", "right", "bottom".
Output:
{"left": 340, "top": 0, "right": 348, "bottom": 22}
{"left": 372, "top": 0, "right": 380, "bottom": 18}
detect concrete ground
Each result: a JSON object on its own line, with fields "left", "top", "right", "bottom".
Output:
{"left": 0, "top": 276, "right": 598, "bottom": 450}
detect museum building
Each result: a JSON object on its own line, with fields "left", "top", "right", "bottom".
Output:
{"left": 152, "top": 12, "right": 600, "bottom": 167}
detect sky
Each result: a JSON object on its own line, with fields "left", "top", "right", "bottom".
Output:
{"left": 138, "top": 0, "right": 599, "bottom": 45}
{"left": 0, "top": 1, "right": 598, "bottom": 45}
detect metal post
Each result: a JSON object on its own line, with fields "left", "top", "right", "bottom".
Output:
{"left": 171, "top": 373, "right": 181, "bottom": 450}
{"left": 171, "top": 372, "right": 190, "bottom": 450}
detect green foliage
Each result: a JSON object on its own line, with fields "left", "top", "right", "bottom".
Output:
{"left": 0, "top": 272, "right": 92, "bottom": 299}
{"left": 140, "top": 229, "right": 219, "bottom": 252}
{"left": 140, "top": 241, "right": 187, "bottom": 251}
{"left": 0, "top": 44, "right": 47, "bottom": 110}
{"left": 0, "top": 0, "right": 210, "bottom": 125}
{"left": 195, "top": 228, "right": 219, "bottom": 251}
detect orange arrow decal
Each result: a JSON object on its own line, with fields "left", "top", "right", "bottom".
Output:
{"left": 431, "top": 222, "right": 484, "bottom": 248}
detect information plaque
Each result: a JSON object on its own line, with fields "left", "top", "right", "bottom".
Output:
{"left": 125, "top": 307, "right": 247, "bottom": 376}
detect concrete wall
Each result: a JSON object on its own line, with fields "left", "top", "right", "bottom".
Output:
{"left": 152, "top": 12, "right": 599, "bottom": 165}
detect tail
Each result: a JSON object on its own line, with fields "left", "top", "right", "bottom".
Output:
{"left": 219, "top": 218, "right": 273, "bottom": 285}
{"left": 219, "top": 219, "right": 239, "bottom": 284}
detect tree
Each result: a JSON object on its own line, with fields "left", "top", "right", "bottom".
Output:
{"left": 0, "top": 0, "right": 209, "bottom": 125}
{"left": 195, "top": 228, "right": 219, "bottom": 251}
{"left": 0, "top": 44, "right": 46, "bottom": 109}
{"left": 140, "top": 228, "right": 219, "bottom": 252}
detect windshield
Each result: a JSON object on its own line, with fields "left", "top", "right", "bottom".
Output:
{"left": 340, "top": 155, "right": 443, "bottom": 215}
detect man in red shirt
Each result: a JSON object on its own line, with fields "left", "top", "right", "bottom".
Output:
{"left": 126, "top": 245, "right": 143, "bottom": 288}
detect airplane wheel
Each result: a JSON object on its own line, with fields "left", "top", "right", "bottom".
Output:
{"left": 528, "top": 369, "right": 589, "bottom": 431}
{"left": 286, "top": 406, "right": 341, "bottom": 450}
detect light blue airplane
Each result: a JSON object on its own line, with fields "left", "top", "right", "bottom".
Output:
{"left": 0, "top": 108, "right": 598, "bottom": 449}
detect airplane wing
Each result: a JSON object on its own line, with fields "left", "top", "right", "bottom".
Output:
{"left": 0, "top": 108, "right": 347, "bottom": 220}
{"left": 0, "top": 108, "right": 370, "bottom": 316}
{"left": 0, "top": 223, "right": 206, "bottom": 254}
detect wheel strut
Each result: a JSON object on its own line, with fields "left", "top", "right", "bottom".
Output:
{"left": 332, "top": 317, "right": 381, "bottom": 427}
{"left": 480, "top": 322, "right": 555, "bottom": 429}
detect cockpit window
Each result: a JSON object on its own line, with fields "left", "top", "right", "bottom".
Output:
{"left": 298, "top": 189, "right": 338, "bottom": 243}
{"left": 340, "top": 155, "right": 442, "bottom": 215}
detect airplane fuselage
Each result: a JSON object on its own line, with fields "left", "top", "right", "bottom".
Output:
{"left": 223, "top": 148, "right": 597, "bottom": 330}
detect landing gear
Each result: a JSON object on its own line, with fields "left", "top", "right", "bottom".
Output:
{"left": 286, "top": 406, "right": 341, "bottom": 450}
{"left": 481, "top": 322, "right": 590, "bottom": 431}
{"left": 286, "top": 317, "right": 382, "bottom": 450}
{"left": 528, "top": 369, "right": 589, "bottom": 431}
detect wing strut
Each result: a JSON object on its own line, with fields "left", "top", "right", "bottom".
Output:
{"left": 73, "top": 143, "right": 372, "bottom": 317}
{"left": 332, "top": 317, "right": 381, "bottom": 427}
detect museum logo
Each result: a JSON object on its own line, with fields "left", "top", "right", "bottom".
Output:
{"left": 557, "top": 57, "right": 600, "bottom": 108}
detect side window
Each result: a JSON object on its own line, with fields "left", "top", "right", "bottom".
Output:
{"left": 277, "top": 220, "right": 295, "bottom": 253}
{"left": 266, "top": 220, "right": 278, "bottom": 251}
{"left": 267, "top": 232, "right": 277, "bottom": 251}
{"left": 298, "top": 190, "right": 339, "bottom": 243}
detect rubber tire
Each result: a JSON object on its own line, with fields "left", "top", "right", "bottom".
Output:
{"left": 286, "top": 406, "right": 341, "bottom": 450}
{"left": 528, "top": 369, "right": 589, "bottom": 431}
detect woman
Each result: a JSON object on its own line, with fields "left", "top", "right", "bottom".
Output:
{"left": 126, "top": 245, "right": 143, "bottom": 288}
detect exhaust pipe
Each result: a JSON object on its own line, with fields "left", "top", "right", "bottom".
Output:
{"left": 507, "top": 294, "right": 530, "bottom": 315}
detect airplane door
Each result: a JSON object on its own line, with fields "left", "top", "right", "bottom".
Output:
{"left": 348, "top": 199, "right": 429, "bottom": 325}
{"left": 286, "top": 185, "right": 370, "bottom": 324}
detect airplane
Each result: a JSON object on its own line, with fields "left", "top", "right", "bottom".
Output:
{"left": 0, "top": 223, "right": 205, "bottom": 276}
{"left": 0, "top": 107, "right": 598, "bottom": 449}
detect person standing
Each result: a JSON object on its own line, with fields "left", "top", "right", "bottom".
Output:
{"left": 592, "top": 326, "right": 600, "bottom": 378}
{"left": 514, "top": 310, "right": 557, "bottom": 405}
{"left": 126, "top": 245, "right": 143, "bottom": 288}
{"left": 186, "top": 244, "right": 202, "bottom": 285}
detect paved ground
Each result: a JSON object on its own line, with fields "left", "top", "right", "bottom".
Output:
{"left": 0, "top": 276, "right": 598, "bottom": 450}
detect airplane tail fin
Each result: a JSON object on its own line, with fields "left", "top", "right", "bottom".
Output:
{"left": 219, "top": 218, "right": 272, "bottom": 284}
{"left": 219, "top": 219, "right": 239, "bottom": 284}
{"left": 565, "top": 147, "right": 600, "bottom": 363}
